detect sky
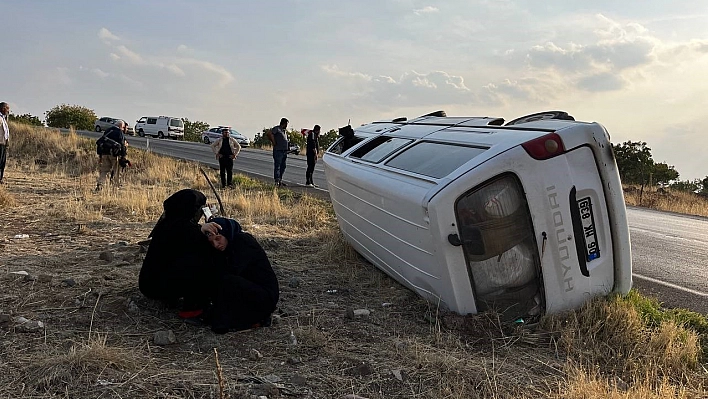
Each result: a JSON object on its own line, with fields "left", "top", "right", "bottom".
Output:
{"left": 2, "top": 0, "right": 707, "bottom": 180}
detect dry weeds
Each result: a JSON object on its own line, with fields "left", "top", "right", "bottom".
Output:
{"left": 1, "top": 124, "right": 707, "bottom": 398}
{"left": 623, "top": 185, "right": 708, "bottom": 218}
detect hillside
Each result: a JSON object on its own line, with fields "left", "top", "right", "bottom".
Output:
{"left": 1, "top": 124, "right": 707, "bottom": 398}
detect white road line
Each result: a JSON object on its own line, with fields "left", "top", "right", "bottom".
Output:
{"left": 633, "top": 273, "right": 708, "bottom": 297}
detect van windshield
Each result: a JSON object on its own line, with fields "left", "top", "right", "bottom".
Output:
{"left": 170, "top": 119, "right": 184, "bottom": 128}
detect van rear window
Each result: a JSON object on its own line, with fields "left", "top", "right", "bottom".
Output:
{"left": 385, "top": 142, "right": 487, "bottom": 178}
{"left": 349, "top": 136, "right": 412, "bottom": 163}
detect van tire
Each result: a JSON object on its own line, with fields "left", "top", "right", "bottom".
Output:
{"left": 138, "top": 129, "right": 144, "bottom": 137}
{"left": 95, "top": 126, "right": 101, "bottom": 132}
{"left": 203, "top": 137, "right": 210, "bottom": 144}
{"left": 158, "top": 132, "right": 164, "bottom": 139}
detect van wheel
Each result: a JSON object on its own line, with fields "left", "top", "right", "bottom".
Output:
{"left": 138, "top": 129, "right": 144, "bottom": 137}
{"left": 203, "top": 137, "right": 210, "bottom": 144}
{"left": 158, "top": 132, "right": 164, "bottom": 139}
{"left": 95, "top": 126, "right": 101, "bottom": 132}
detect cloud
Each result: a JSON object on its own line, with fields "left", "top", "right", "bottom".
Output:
{"left": 322, "top": 66, "right": 476, "bottom": 107}
{"left": 109, "top": 53, "right": 120, "bottom": 61}
{"left": 177, "top": 44, "right": 193, "bottom": 54}
{"left": 413, "top": 6, "right": 439, "bottom": 15}
{"left": 91, "top": 68, "right": 110, "bottom": 79}
{"left": 98, "top": 28, "right": 120, "bottom": 43}
{"left": 116, "top": 45, "right": 144, "bottom": 65}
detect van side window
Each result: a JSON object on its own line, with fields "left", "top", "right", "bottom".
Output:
{"left": 385, "top": 142, "right": 488, "bottom": 178}
{"left": 327, "top": 135, "right": 367, "bottom": 155}
{"left": 147, "top": 118, "right": 157, "bottom": 124}
{"left": 348, "top": 136, "right": 412, "bottom": 163}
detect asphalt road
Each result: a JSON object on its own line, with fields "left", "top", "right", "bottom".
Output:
{"left": 77, "top": 129, "right": 708, "bottom": 314}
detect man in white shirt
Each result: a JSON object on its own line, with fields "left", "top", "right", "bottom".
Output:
{"left": 0, "top": 102, "right": 9, "bottom": 184}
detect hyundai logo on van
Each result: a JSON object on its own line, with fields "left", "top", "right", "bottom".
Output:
{"left": 547, "top": 185, "right": 574, "bottom": 292}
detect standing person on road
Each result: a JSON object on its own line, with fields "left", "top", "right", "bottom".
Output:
{"left": 266, "top": 117, "right": 289, "bottom": 187}
{"left": 95, "top": 120, "right": 127, "bottom": 191}
{"left": 0, "top": 102, "right": 10, "bottom": 184}
{"left": 305, "top": 125, "right": 321, "bottom": 187}
{"left": 211, "top": 128, "right": 241, "bottom": 189}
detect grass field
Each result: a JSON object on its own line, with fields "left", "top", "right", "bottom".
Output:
{"left": 1, "top": 123, "right": 707, "bottom": 398}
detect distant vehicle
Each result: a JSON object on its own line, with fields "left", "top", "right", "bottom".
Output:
{"left": 323, "top": 110, "right": 632, "bottom": 322}
{"left": 94, "top": 117, "right": 134, "bottom": 135}
{"left": 201, "top": 126, "right": 251, "bottom": 147}
{"left": 135, "top": 116, "right": 184, "bottom": 139}
{"left": 288, "top": 143, "right": 300, "bottom": 155}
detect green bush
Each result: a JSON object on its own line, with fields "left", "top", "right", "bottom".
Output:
{"left": 8, "top": 113, "right": 43, "bottom": 126}
{"left": 183, "top": 119, "right": 209, "bottom": 143}
{"left": 44, "top": 104, "right": 97, "bottom": 131}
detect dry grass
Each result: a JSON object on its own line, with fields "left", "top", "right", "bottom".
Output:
{"left": 623, "top": 185, "right": 708, "bottom": 217}
{"left": 1, "top": 124, "right": 707, "bottom": 398}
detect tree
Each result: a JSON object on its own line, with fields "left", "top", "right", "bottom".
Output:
{"left": 253, "top": 128, "right": 271, "bottom": 148}
{"left": 319, "top": 129, "right": 339, "bottom": 150}
{"left": 651, "top": 162, "right": 679, "bottom": 186}
{"left": 8, "top": 113, "right": 43, "bottom": 126}
{"left": 183, "top": 119, "right": 210, "bottom": 143}
{"left": 44, "top": 104, "right": 97, "bottom": 131}
{"left": 670, "top": 179, "right": 700, "bottom": 193}
{"left": 613, "top": 141, "right": 654, "bottom": 185}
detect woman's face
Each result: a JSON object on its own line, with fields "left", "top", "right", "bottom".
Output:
{"left": 208, "top": 233, "right": 228, "bottom": 251}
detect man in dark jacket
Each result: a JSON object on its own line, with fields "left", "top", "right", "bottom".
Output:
{"left": 305, "top": 125, "right": 321, "bottom": 187}
{"left": 207, "top": 217, "right": 280, "bottom": 334}
{"left": 95, "top": 120, "right": 127, "bottom": 191}
{"left": 266, "top": 117, "right": 289, "bottom": 186}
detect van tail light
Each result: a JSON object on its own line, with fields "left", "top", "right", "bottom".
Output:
{"left": 521, "top": 133, "right": 565, "bottom": 160}
{"left": 455, "top": 174, "right": 543, "bottom": 320}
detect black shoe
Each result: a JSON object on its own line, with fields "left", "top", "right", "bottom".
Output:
{"left": 279, "top": 181, "right": 287, "bottom": 187}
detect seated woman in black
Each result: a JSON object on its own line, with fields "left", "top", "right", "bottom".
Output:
{"left": 207, "top": 217, "right": 280, "bottom": 334}
{"left": 139, "top": 189, "right": 220, "bottom": 316}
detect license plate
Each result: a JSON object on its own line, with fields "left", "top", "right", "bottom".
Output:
{"left": 577, "top": 197, "right": 600, "bottom": 262}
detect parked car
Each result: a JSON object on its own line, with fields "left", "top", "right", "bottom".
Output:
{"left": 135, "top": 116, "right": 184, "bottom": 139}
{"left": 201, "top": 126, "right": 251, "bottom": 147}
{"left": 94, "top": 117, "right": 135, "bottom": 135}
{"left": 288, "top": 142, "right": 301, "bottom": 155}
{"left": 323, "top": 110, "right": 632, "bottom": 322}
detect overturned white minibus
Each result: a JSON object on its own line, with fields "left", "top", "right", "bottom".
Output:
{"left": 323, "top": 111, "right": 632, "bottom": 321}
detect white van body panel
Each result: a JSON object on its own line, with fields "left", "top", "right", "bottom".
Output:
{"left": 135, "top": 116, "right": 184, "bottom": 139}
{"left": 323, "top": 112, "right": 632, "bottom": 318}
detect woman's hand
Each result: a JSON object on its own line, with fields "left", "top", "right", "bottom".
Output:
{"left": 200, "top": 222, "right": 222, "bottom": 237}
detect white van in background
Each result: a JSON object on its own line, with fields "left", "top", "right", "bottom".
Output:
{"left": 323, "top": 110, "right": 632, "bottom": 322}
{"left": 135, "top": 116, "right": 184, "bottom": 139}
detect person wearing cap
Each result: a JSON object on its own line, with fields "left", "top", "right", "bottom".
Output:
{"left": 266, "top": 117, "right": 289, "bottom": 186}
{"left": 210, "top": 127, "right": 241, "bottom": 188}
{"left": 95, "top": 119, "right": 128, "bottom": 191}
{"left": 205, "top": 217, "right": 279, "bottom": 334}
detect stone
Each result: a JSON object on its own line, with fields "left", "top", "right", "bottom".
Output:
{"left": 289, "top": 374, "right": 307, "bottom": 385}
{"left": 355, "top": 362, "right": 374, "bottom": 376}
{"left": 99, "top": 251, "right": 114, "bottom": 262}
{"left": 394, "top": 340, "right": 409, "bottom": 351}
{"left": 23, "top": 274, "right": 37, "bottom": 282}
{"left": 250, "top": 383, "right": 279, "bottom": 397}
{"left": 127, "top": 300, "right": 140, "bottom": 313}
{"left": 263, "top": 374, "right": 282, "bottom": 383}
{"left": 116, "top": 241, "right": 129, "bottom": 246}
{"left": 38, "top": 274, "right": 53, "bottom": 283}
{"left": 287, "top": 357, "right": 302, "bottom": 365}
{"left": 0, "top": 314, "right": 11, "bottom": 324}
{"left": 346, "top": 308, "right": 371, "bottom": 319}
{"left": 154, "top": 330, "right": 176, "bottom": 346}
{"left": 270, "top": 314, "right": 281, "bottom": 325}
{"left": 391, "top": 369, "right": 406, "bottom": 382}
{"left": 288, "top": 277, "right": 301, "bottom": 288}
{"left": 249, "top": 349, "right": 263, "bottom": 360}
{"left": 62, "top": 278, "right": 77, "bottom": 287}
{"left": 16, "top": 319, "right": 45, "bottom": 332}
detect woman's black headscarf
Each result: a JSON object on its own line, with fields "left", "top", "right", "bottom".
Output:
{"left": 149, "top": 189, "right": 207, "bottom": 238}
{"left": 211, "top": 217, "right": 243, "bottom": 246}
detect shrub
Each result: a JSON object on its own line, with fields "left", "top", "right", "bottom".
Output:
{"left": 8, "top": 113, "right": 43, "bottom": 126}
{"left": 44, "top": 104, "right": 97, "bottom": 131}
